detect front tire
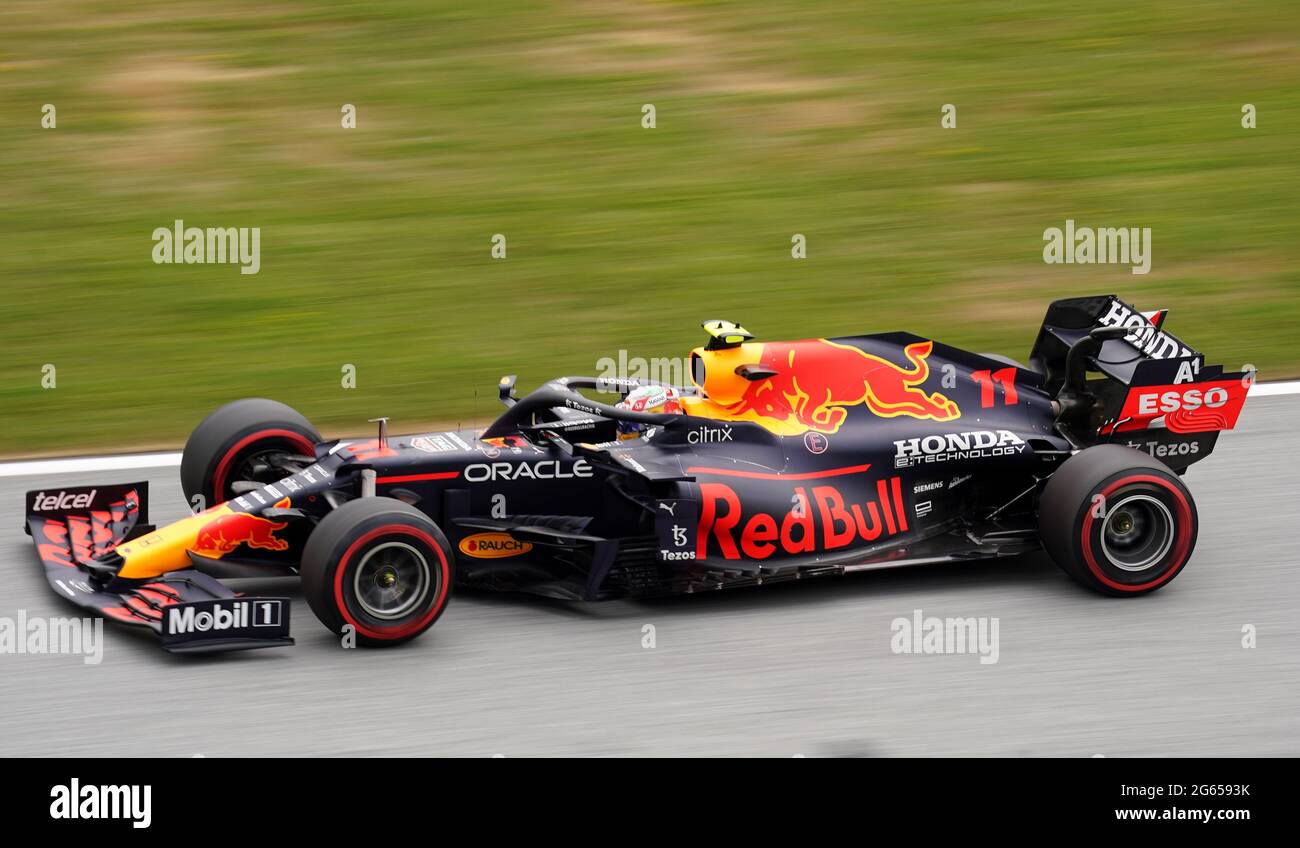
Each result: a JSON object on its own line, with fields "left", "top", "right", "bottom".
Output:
{"left": 1038, "top": 444, "right": 1198, "bottom": 596}
{"left": 301, "top": 498, "right": 454, "bottom": 647}
{"left": 181, "top": 398, "right": 320, "bottom": 509}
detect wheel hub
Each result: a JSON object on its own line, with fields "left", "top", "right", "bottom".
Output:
{"left": 353, "top": 541, "right": 431, "bottom": 620}
{"left": 1101, "top": 494, "right": 1174, "bottom": 572}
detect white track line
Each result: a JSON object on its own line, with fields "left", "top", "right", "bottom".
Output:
{"left": 3, "top": 380, "right": 1299, "bottom": 479}
{"left": 0, "top": 451, "right": 181, "bottom": 479}
{"left": 1244, "top": 380, "right": 1300, "bottom": 397}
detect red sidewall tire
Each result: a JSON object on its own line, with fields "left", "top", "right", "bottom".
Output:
{"left": 1039, "top": 444, "right": 1198, "bottom": 597}
{"left": 302, "top": 498, "right": 454, "bottom": 647}
{"left": 1078, "top": 473, "right": 1197, "bottom": 593}
{"left": 181, "top": 398, "right": 320, "bottom": 508}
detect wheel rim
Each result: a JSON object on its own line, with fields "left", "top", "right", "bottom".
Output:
{"left": 230, "top": 447, "right": 294, "bottom": 490}
{"left": 213, "top": 428, "right": 316, "bottom": 502}
{"left": 1100, "top": 494, "right": 1174, "bottom": 572}
{"left": 353, "top": 541, "right": 432, "bottom": 620}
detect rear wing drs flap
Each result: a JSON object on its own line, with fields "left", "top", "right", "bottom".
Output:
{"left": 1030, "top": 294, "right": 1202, "bottom": 389}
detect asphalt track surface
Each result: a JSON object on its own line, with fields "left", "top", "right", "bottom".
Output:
{"left": 1, "top": 396, "right": 1296, "bottom": 757}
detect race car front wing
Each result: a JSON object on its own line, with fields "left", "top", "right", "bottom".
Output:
{"left": 24, "top": 481, "right": 293, "bottom": 653}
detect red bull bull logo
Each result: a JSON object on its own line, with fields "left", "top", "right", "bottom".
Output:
{"left": 711, "top": 339, "right": 960, "bottom": 435}
{"left": 191, "top": 499, "right": 291, "bottom": 559}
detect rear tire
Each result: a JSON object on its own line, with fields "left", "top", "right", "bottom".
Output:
{"left": 181, "top": 398, "right": 320, "bottom": 509}
{"left": 301, "top": 498, "right": 454, "bottom": 647}
{"left": 1038, "top": 444, "right": 1198, "bottom": 596}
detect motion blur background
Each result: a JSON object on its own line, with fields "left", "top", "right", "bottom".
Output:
{"left": 2, "top": 0, "right": 1297, "bottom": 455}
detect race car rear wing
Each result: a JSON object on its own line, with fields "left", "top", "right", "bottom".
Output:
{"left": 1029, "top": 294, "right": 1200, "bottom": 390}
{"left": 1029, "top": 295, "right": 1251, "bottom": 467}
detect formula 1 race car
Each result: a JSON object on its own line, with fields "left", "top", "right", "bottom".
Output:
{"left": 24, "top": 294, "right": 1251, "bottom": 652}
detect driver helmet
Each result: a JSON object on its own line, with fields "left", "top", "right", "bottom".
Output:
{"left": 616, "top": 385, "right": 683, "bottom": 437}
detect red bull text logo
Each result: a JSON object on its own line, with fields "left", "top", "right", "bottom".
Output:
{"left": 698, "top": 476, "right": 909, "bottom": 561}
{"left": 724, "top": 339, "right": 960, "bottom": 435}
{"left": 191, "top": 500, "right": 291, "bottom": 559}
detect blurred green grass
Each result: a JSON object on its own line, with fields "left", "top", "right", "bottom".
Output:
{"left": 2, "top": 0, "right": 1297, "bottom": 455}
